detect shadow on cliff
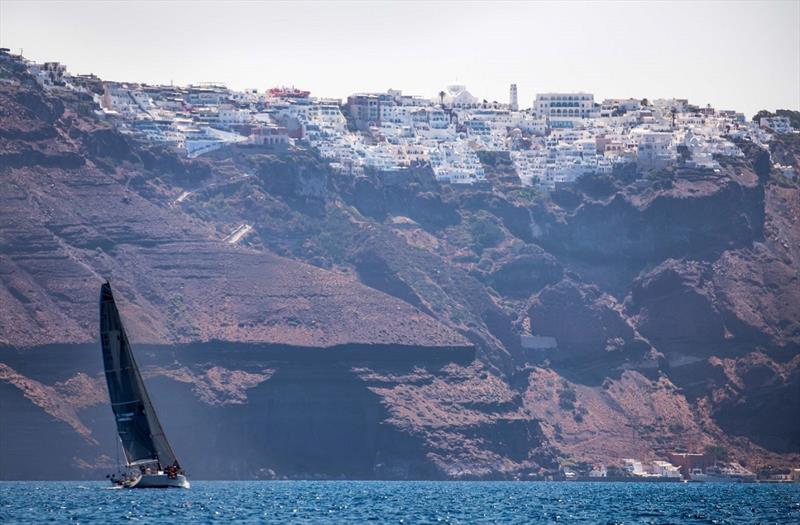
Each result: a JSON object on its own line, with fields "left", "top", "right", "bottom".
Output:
{"left": 149, "top": 364, "right": 438, "bottom": 480}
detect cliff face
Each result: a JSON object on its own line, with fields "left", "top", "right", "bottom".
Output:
{"left": 0, "top": 73, "right": 466, "bottom": 351}
{"left": 1, "top": 59, "right": 799, "bottom": 479}
{"left": 1, "top": 346, "right": 509, "bottom": 480}
{"left": 0, "top": 62, "right": 550, "bottom": 480}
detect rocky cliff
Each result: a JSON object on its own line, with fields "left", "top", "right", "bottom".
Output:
{"left": 1, "top": 57, "right": 798, "bottom": 479}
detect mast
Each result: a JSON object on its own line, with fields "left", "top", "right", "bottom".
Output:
{"left": 100, "top": 282, "right": 180, "bottom": 471}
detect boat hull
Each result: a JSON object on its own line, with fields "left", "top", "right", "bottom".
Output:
{"left": 127, "top": 474, "right": 190, "bottom": 489}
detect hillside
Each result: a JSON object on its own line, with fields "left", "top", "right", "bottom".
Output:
{"left": 1, "top": 56, "right": 798, "bottom": 479}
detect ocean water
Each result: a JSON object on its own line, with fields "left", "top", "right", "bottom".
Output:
{"left": 0, "top": 481, "right": 798, "bottom": 524}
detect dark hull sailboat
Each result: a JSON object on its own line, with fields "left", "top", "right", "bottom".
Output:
{"left": 100, "top": 282, "right": 189, "bottom": 489}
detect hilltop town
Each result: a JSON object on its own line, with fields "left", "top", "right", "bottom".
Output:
{"left": 14, "top": 52, "right": 797, "bottom": 190}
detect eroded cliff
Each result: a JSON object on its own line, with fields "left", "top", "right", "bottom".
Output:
{"left": 1, "top": 57, "right": 798, "bottom": 479}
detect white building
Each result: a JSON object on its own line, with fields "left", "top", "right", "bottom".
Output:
{"left": 588, "top": 465, "right": 608, "bottom": 478}
{"left": 534, "top": 93, "right": 596, "bottom": 120}
{"left": 623, "top": 459, "right": 683, "bottom": 478}
{"left": 631, "top": 129, "right": 675, "bottom": 170}
{"left": 100, "top": 83, "right": 155, "bottom": 116}
{"left": 29, "top": 62, "right": 67, "bottom": 87}
{"left": 513, "top": 114, "right": 548, "bottom": 136}
{"left": 623, "top": 459, "right": 646, "bottom": 476}
{"left": 442, "top": 82, "right": 479, "bottom": 108}
{"left": 651, "top": 461, "right": 683, "bottom": 479}
{"left": 381, "top": 105, "right": 414, "bottom": 126}
{"left": 601, "top": 98, "right": 642, "bottom": 115}
{"left": 217, "top": 104, "right": 252, "bottom": 127}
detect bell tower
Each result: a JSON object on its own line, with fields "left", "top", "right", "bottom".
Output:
{"left": 509, "top": 83, "right": 518, "bottom": 111}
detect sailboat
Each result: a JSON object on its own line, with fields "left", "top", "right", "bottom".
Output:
{"left": 100, "top": 282, "right": 190, "bottom": 489}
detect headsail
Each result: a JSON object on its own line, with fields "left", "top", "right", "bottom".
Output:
{"left": 100, "top": 282, "right": 180, "bottom": 470}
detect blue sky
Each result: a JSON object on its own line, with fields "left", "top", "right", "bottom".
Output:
{"left": 1, "top": 0, "right": 798, "bottom": 116}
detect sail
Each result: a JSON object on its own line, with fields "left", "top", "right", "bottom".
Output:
{"left": 100, "top": 282, "right": 179, "bottom": 470}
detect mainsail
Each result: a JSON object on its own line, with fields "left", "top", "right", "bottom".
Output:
{"left": 100, "top": 282, "right": 179, "bottom": 470}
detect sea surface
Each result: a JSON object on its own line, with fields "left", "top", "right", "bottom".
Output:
{"left": 0, "top": 480, "right": 798, "bottom": 524}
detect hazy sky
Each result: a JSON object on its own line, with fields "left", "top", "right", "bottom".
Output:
{"left": 2, "top": 0, "right": 798, "bottom": 116}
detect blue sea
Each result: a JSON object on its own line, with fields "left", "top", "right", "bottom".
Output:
{"left": 1, "top": 481, "right": 798, "bottom": 524}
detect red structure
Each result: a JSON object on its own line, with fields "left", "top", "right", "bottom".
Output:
{"left": 268, "top": 87, "right": 310, "bottom": 99}
{"left": 668, "top": 452, "right": 714, "bottom": 477}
